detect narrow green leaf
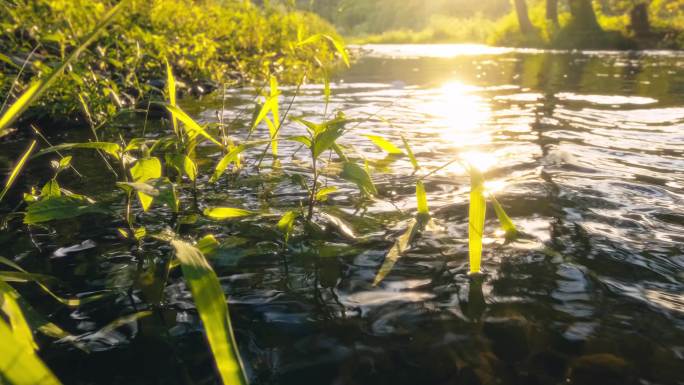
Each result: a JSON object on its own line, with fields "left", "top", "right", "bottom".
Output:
{"left": 341, "top": 162, "right": 377, "bottom": 196}
{"left": 401, "top": 135, "right": 419, "bottom": 170}
{"left": 364, "top": 134, "right": 403, "bottom": 154}
{"left": 166, "top": 153, "right": 197, "bottom": 182}
{"left": 35, "top": 142, "right": 121, "bottom": 160}
{"left": 166, "top": 105, "right": 222, "bottom": 147}
{"left": 0, "top": 0, "right": 130, "bottom": 138}
{"left": 322, "top": 34, "right": 350, "bottom": 68}
{"left": 491, "top": 194, "right": 517, "bottom": 238}
{"left": 165, "top": 58, "right": 178, "bottom": 137}
{"left": 130, "top": 157, "right": 162, "bottom": 211}
{"left": 40, "top": 179, "right": 61, "bottom": 199}
{"left": 0, "top": 280, "right": 37, "bottom": 351}
{"left": 203, "top": 207, "right": 254, "bottom": 220}
{"left": 0, "top": 140, "right": 37, "bottom": 202}
{"left": 167, "top": 237, "right": 247, "bottom": 385}
{"left": 210, "top": 141, "right": 267, "bottom": 183}
{"left": 373, "top": 218, "right": 422, "bottom": 286}
{"left": 0, "top": 318, "right": 62, "bottom": 385}
{"left": 264, "top": 117, "right": 278, "bottom": 157}
{"left": 416, "top": 180, "right": 429, "bottom": 215}
{"left": 469, "top": 170, "right": 486, "bottom": 274}
{"left": 285, "top": 135, "right": 312, "bottom": 148}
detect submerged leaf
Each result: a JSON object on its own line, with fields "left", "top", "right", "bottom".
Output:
{"left": 0, "top": 140, "right": 37, "bottom": 202}
{"left": 203, "top": 207, "right": 254, "bottom": 220}
{"left": 167, "top": 237, "right": 247, "bottom": 385}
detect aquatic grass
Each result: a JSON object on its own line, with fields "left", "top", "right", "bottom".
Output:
{"left": 162, "top": 233, "right": 248, "bottom": 385}
{"left": 0, "top": 318, "right": 62, "bottom": 385}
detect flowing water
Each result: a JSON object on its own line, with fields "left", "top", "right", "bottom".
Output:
{"left": 1, "top": 44, "right": 684, "bottom": 385}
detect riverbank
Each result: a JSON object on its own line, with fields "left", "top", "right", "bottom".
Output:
{"left": 0, "top": 0, "right": 344, "bottom": 127}
{"left": 350, "top": 9, "right": 684, "bottom": 50}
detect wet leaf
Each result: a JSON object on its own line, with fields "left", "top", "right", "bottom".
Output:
{"left": 321, "top": 212, "right": 356, "bottom": 240}
{"left": 203, "top": 207, "right": 255, "bottom": 220}
{"left": 167, "top": 237, "right": 247, "bottom": 385}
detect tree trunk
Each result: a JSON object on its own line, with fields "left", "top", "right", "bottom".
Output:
{"left": 546, "top": 0, "right": 559, "bottom": 25}
{"left": 568, "top": 0, "right": 602, "bottom": 31}
{"left": 513, "top": 0, "right": 534, "bottom": 34}
{"left": 629, "top": 3, "right": 651, "bottom": 38}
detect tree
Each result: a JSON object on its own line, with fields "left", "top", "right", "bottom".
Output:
{"left": 513, "top": 0, "right": 534, "bottom": 34}
{"left": 567, "top": 0, "right": 602, "bottom": 32}
{"left": 546, "top": 0, "right": 559, "bottom": 25}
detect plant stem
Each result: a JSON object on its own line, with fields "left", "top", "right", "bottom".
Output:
{"left": 307, "top": 154, "right": 318, "bottom": 222}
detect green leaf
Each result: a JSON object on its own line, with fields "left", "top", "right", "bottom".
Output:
{"left": 250, "top": 95, "right": 277, "bottom": 134}
{"left": 165, "top": 104, "right": 222, "bottom": 147}
{"left": 364, "top": 135, "right": 403, "bottom": 154}
{"left": 203, "top": 207, "right": 255, "bottom": 220}
{"left": 166, "top": 237, "right": 247, "bottom": 385}
{"left": 210, "top": 141, "right": 267, "bottom": 183}
{"left": 315, "top": 186, "right": 337, "bottom": 201}
{"left": 24, "top": 197, "right": 107, "bottom": 224}
{"left": 0, "top": 140, "right": 37, "bottom": 202}
{"left": 130, "top": 157, "right": 162, "bottom": 211}
{"left": 322, "top": 34, "right": 351, "bottom": 68}
{"left": 36, "top": 142, "right": 121, "bottom": 160}
{"left": 341, "top": 162, "right": 377, "bottom": 196}
{"left": 469, "top": 169, "right": 486, "bottom": 274}
{"left": 373, "top": 218, "right": 422, "bottom": 286}
{"left": 166, "top": 153, "right": 197, "bottom": 182}
{"left": 40, "top": 179, "right": 61, "bottom": 199}
{"left": 0, "top": 318, "right": 62, "bottom": 385}
{"left": 264, "top": 117, "right": 278, "bottom": 157}
{"left": 285, "top": 135, "right": 312, "bottom": 148}
{"left": 416, "top": 180, "right": 429, "bottom": 216}
{"left": 0, "top": 280, "right": 37, "bottom": 351}
{"left": 277, "top": 211, "right": 298, "bottom": 243}
{"left": 165, "top": 58, "right": 178, "bottom": 136}
{"left": 0, "top": 0, "right": 129, "bottom": 138}
{"left": 490, "top": 194, "right": 517, "bottom": 238}
{"left": 401, "top": 135, "right": 419, "bottom": 171}
{"left": 197, "top": 234, "right": 220, "bottom": 257}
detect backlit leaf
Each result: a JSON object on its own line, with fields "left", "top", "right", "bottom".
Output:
{"left": 364, "top": 134, "right": 403, "bottom": 154}
{"left": 166, "top": 104, "right": 222, "bottom": 147}
{"left": 416, "top": 180, "right": 429, "bottom": 216}
{"left": 341, "top": 162, "right": 377, "bottom": 196}
{"left": 203, "top": 207, "right": 255, "bottom": 220}
{"left": 36, "top": 142, "right": 121, "bottom": 160}
{"left": 24, "top": 197, "right": 107, "bottom": 224}
{"left": 0, "top": 318, "right": 62, "bottom": 385}
{"left": 490, "top": 194, "right": 517, "bottom": 238}
{"left": 468, "top": 169, "right": 486, "bottom": 274}
{"left": 373, "top": 218, "right": 422, "bottom": 286}
{"left": 0, "top": 140, "right": 37, "bottom": 202}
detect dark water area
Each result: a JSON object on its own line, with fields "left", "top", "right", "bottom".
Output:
{"left": 1, "top": 44, "right": 684, "bottom": 385}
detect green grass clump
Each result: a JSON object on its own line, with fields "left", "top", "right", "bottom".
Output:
{"left": 0, "top": 0, "right": 343, "bottom": 124}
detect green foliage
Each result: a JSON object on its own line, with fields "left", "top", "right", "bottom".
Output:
{"left": 468, "top": 169, "right": 486, "bottom": 274}
{"left": 0, "top": 140, "right": 36, "bottom": 202}
{"left": 0, "top": 318, "right": 62, "bottom": 385}
{"left": 164, "top": 235, "right": 247, "bottom": 385}
{"left": 0, "top": 0, "right": 344, "bottom": 123}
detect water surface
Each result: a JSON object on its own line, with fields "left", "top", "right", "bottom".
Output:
{"left": 2, "top": 44, "right": 684, "bottom": 385}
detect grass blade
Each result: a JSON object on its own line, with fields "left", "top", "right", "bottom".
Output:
{"left": 0, "top": 140, "right": 36, "bottom": 202}
{"left": 35, "top": 142, "right": 121, "bottom": 160}
{"left": 468, "top": 169, "right": 486, "bottom": 274}
{"left": 167, "top": 237, "right": 247, "bottom": 385}
{"left": 416, "top": 180, "right": 429, "bottom": 216}
{"left": 401, "top": 135, "right": 419, "bottom": 171}
{"left": 0, "top": 0, "right": 129, "bottom": 137}
{"left": 0, "top": 318, "right": 62, "bottom": 385}
{"left": 0, "top": 280, "right": 37, "bottom": 351}
{"left": 165, "top": 58, "right": 178, "bottom": 137}
{"left": 166, "top": 105, "right": 222, "bottom": 147}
